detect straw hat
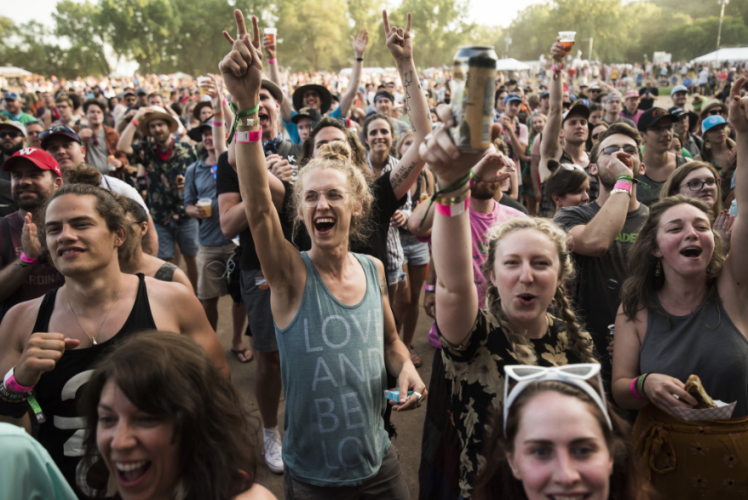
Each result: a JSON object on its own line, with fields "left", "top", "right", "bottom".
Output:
{"left": 139, "top": 107, "right": 179, "bottom": 137}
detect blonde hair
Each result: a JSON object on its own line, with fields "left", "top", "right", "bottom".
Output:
{"left": 483, "top": 217, "right": 596, "bottom": 365}
{"left": 292, "top": 141, "right": 373, "bottom": 244}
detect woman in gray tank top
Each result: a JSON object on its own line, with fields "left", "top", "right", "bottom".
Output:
{"left": 611, "top": 84, "right": 748, "bottom": 499}
{"left": 224, "top": 17, "right": 427, "bottom": 496}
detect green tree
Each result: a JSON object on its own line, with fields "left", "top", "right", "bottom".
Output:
{"left": 53, "top": 0, "right": 111, "bottom": 75}
{"left": 658, "top": 15, "right": 748, "bottom": 60}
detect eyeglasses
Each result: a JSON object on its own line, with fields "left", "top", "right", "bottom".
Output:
{"left": 601, "top": 145, "right": 639, "bottom": 156}
{"left": 707, "top": 109, "right": 724, "bottom": 116}
{"left": 503, "top": 364, "right": 612, "bottom": 437}
{"left": 302, "top": 188, "right": 348, "bottom": 207}
{"left": 684, "top": 178, "right": 716, "bottom": 191}
{"left": 0, "top": 131, "right": 22, "bottom": 139}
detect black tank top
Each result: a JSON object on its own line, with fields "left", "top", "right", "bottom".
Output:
{"left": 32, "top": 273, "right": 157, "bottom": 498}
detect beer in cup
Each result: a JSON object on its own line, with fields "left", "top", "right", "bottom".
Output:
{"left": 197, "top": 76, "right": 212, "bottom": 96}
{"left": 263, "top": 27, "right": 277, "bottom": 47}
{"left": 558, "top": 31, "right": 576, "bottom": 55}
{"left": 197, "top": 198, "right": 212, "bottom": 218}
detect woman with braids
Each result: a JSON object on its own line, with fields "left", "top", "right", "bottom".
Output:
{"left": 612, "top": 78, "right": 748, "bottom": 497}
{"left": 78, "top": 332, "right": 274, "bottom": 499}
{"left": 420, "top": 105, "right": 597, "bottom": 499}
{"left": 219, "top": 10, "right": 426, "bottom": 497}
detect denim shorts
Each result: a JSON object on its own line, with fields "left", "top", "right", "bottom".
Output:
{"left": 387, "top": 266, "right": 407, "bottom": 285}
{"left": 154, "top": 217, "right": 199, "bottom": 259}
{"left": 399, "top": 234, "right": 430, "bottom": 266}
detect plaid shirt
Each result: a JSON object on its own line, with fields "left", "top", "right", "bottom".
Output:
{"left": 128, "top": 141, "right": 197, "bottom": 224}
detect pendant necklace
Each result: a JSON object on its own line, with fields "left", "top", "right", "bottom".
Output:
{"left": 66, "top": 279, "right": 124, "bottom": 347}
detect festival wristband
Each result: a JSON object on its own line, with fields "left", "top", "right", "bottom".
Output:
{"left": 630, "top": 377, "right": 646, "bottom": 402}
{"left": 552, "top": 62, "right": 565, "bottom": 72}
{"left": 616, "top": 175, "right": 636, "bottom": 184}
{"left": 436, "top": 195, "right": 470, "bottom": 218}
{"left": 212, "top": 120, "right": 224, "bottom": 127}
{"left": 356, "top": 57, "right": 364, "bottom": 62}
{"left": 469, "top": 170, "right": 480, "bottom": 187}
{"left": 0, "top": 383, "right": 26, "bottom": 402}
{"left": 3, "top": 368, "right": 34, "bottom": 394}
{"left": 236, "top": 131, "right": 261, "bottom": 143}
{"left": 611, "top": 189, "right": 631, "bottom": 197}
{"left": 424, "top": 284, "right": 435, "bottom": 292}
{"left": 613, "top": 181, "right": 632, "bottom": 192}
{"left": 222, "top": 99, "right": 228, "bottom": 106}
{"left": 268, "top": 59, "right": 277, "bottom": 64}
{"left": 130, "top": 119, "right": 140, "bottom": 127}
{"left": 27, "top": 394, "right": 45, "bottom": 423}
{"left": 19, "top": 252, "right": 37, "bottom": 264}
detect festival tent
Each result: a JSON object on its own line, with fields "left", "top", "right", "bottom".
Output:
{"left": 495, "top": 58, "right": 531, "bottom": 71}
{"left": 0, "top": 66, "right": 32, "bottom": 77}
{"left": 692, "top": 47, "right": 748, "bottom": 63}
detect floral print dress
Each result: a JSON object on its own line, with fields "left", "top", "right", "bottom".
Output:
{"left": 438, "top": 309, "right": 590, "bottom": 498}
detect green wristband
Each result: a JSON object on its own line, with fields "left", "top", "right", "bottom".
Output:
{"left": 27, "top": 393, "right": 46, "bottom": 424}
{"left": 418, "top": 173, "right": 472, "bottom": 231}
{"left": 227, "top": 103, "right": 260, "bottom": 144}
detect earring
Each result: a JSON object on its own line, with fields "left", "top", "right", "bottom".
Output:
{"left": 655, "top": 259, "right": 662, "bottom": 277}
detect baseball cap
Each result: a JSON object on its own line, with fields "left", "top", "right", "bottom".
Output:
{"left": 123, "top": 89, "right": 136, "bottom": 97}
{"left": 702, "top": 115, "right": 727, "bottom": 134}
{"left": 637, "top": 107, "right": 678, "bottom": 132}
{"left": 291, "top": 107, "right": 322, "bottom": 124}
{"left": 39, "top": 125, "right": 81, "bottom": 149}
{"left": 0, "top": 120, "right": 27, "bottom": 137}
{"left": 2, "top": 147, "right": 62, "bottom": 177}
{"left": 668, "top": 107, "right": 687, "bottom": 119}
{"left": 504, "top": 92, "right": 522, "bottom": 104}
{"left": 670, "top": 85, "right": 688, "bottom": 96}
{"left": 588, "top": 82, "right": 602, "bottom": 91}
{"left": 3, "top": 92, "right": 20, "bottom": 101}
{"left": 136, "top": 88, "right": 148, "bottom": 96}
{"left": 604, "top": 92, "right": 622, "bottom": 103}
{"left": 625, "top": 90, "right": 639, "bottom": 99}
{"left": 563, "top": 102, "right": 590, "bottom": 122}
{"left": 539, "top": 90, "right": 549, "bottom": 99}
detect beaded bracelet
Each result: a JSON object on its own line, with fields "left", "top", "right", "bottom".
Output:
{"left": 630, "top": 377, "right": 646, "bottom": 402}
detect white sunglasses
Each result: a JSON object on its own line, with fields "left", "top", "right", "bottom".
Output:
{"left": 503, "top": 364, "right": 612, "bottom": 437}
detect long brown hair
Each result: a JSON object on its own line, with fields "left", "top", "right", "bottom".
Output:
{"left": 660, "top": 161, "right": 722, "bottom": 218}
{"left": 79, "top": 332, "right": 259, "bottom": 500}
{"left": 484, "top": 217, "right": 596, "bottom": 364}
{"left": 473, "top": 380, "right": 655, "bottom": 500}
{"left": 620, "top": 195, "right": 725, "bottom": 321}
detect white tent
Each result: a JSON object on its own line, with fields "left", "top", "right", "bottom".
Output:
{"left": 495, "top": 58, "right": 531, "bottom": 71}
{"left": 692, "top": 47, "right": 748, "bottom": 63}
{"left": 0, "top": 66, "right": 32, "bottom": 77}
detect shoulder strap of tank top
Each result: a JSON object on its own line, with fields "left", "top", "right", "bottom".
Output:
{"left": 119, "top": 273, "right": 158, "bottom": 334}
{"left": 31, "top": 288, "right": 60, "bottom": 334}
{"left": 560, "top": 150, "right": 574, "bottom": 164}
{"left": 676, "top": 155, "right": 687, "bottom": 168}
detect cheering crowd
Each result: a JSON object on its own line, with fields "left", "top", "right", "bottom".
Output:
{"left": 0, "top": 7, "right": 747, "bottom": 500}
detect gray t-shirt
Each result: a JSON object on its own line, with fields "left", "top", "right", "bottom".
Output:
{"left": 554, "top": 201, "right": 649, "bottom": 363}
{"left": 184, "top": 159, "right": 232, "bottom": 247}
{"left": 87, "top": 129, "right": 110, "bottom": 174}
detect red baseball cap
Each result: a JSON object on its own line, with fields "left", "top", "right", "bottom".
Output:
{"left": 2, "top": 147, "right": 62, "bottom": 177}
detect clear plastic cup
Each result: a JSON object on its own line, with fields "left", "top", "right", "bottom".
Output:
{"left": 264, "top": 27, "right": 277, "bottom": 47}
{"left": 197, "top": 198, "right": 212, "bottom": 218}
{"left": 558, "top": 31, "right": 576, "bottom": 55}
{"left": 197, "top": 76, "right": 212, "bottom": 96}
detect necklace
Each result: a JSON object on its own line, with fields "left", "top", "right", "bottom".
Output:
{"left": 65, "top": 279, "right": 125, "bottom": 347}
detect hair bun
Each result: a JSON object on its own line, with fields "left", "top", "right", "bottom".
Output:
{"left": 318, "top": 141, "right": 352, "bottom": 162}
{"left": 62, "top": 163, "right": 103, "bottom": 187}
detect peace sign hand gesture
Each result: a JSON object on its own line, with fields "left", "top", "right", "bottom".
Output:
{"left": 383, "top": 10, "right": 413, "bottom": 62}
{"left": 219, "top": 10, "right": 263, "bottom": 110}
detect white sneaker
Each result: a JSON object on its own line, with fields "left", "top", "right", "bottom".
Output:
{"left": 263, "top": 427, "right": 284, "bottom": 474}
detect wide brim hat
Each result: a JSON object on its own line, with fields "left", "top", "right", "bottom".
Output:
{"left": 193, "top": 101, "right": 212, "bottom": 121}
{"left": 187, "top": 118, "right": 213, "bottom": 142}
{"left": 139, "top": 107, "right": 179, "bottom": 136}
{"left": 292, "top": 84, "right": 331, "bottom": 114}
{"left": 261, "top": 79, "right": 284, "bottom": 105}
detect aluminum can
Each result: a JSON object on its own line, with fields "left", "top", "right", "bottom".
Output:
{"left": 450, "top": 46, "right": 498, "bottom": 152}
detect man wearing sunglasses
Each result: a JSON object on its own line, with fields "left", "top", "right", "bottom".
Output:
{"left": 554, "top": 123, "right": 649, "bottom": 376}
{"left": 0, "top": 93, "right": 35, "bottom": 125}
{"left": 0, "top": 121, "right": 27, "bottom": 182}
{"left": 637, "top": 107, "right": 689, "bottom": 207}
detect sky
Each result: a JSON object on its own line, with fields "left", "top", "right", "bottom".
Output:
{"left": 3, "top": 0, "right": 541, "bottom": 73}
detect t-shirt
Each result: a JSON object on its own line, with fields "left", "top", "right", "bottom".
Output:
{"left": 86, "top": 129, "right": 110, "bottom": 174}
{"left": 284, "top": 106, "right": 343, "bottom": 144}
{"left": 636, "top": 173, "right": 667, "bottom": 207}
{"left": 0, "top": 423, "right": 78, "bottom": 500}
{"left": 0, "top": 211, "right": 65, "bottom": 320}
{"left": 0, "top": 178, "right": 16, "bottom": 217}
{"left": 699, "top": 70, "right": 709, "bottom": 85}
{"left": 439, "top": 310, "right": 588, "bottom": 498}
{"left": 620, "top": 109, "right": 644, "bottom": 126}
{"left": 351, "top": 175, "right": 404, "bottom": 268}
{"left": 184, "top": 159, "right": 232, "bottom": 247}
{"left": 0, "top": 110, "right": 37, "bottom": 124}
{"left": 554, "top": 201, "right": 649, "bottom": 364}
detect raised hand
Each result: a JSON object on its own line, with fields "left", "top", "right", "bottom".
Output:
{"left": 383, "top": 10, "right": 412, "bottom": 62}
{"left": 220, "top": 10, "right": 263, "bottom": 110}
{"left": 729, "top": 76, "right": 748, "bottom": 134}
{"left": 550, "top": 37, "right": 565, "bottom": 63}
{"left": 22, "top": 212, "right": 41, "bottom": 259}
{"left": 351, "top": 29, "right": 368, "bottom": 58}
{"left": 208, "top": 73, "right": 224, "bottom": 107}
{"left": 14, "top": 332, "right": 80, "bottom": 387}
{"left": 472, "top": 147, "right": 515, "bottom": 185}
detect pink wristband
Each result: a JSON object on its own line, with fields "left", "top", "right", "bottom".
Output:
{"left": 268, "top": 59, "right": 277, "bottom": 65}
{"left": 20, "top": 252, "right": 37, "bottom": 264}
{"left": 222, "top": 99, "right": 228, "bottom": 106}
{"left": 212, "top": 120, "right": 224, "bottom": 127}
{"left": 435, "top": 196, "right": 470, "bottom": 218}
{"left": 235, "top": 131, "right": 262, "bottom": 143}
{"left": 613, "top": 181, "right": 632, "bottom": 192}
{"left": 630, "top": 377, "right": 645, "bottom": 402}
{"left": 4, "top": 368, "right": 34, "bottom": 393}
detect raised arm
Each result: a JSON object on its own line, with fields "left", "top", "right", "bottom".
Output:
{"left": 540, "top": 39, "right": 565, "bottom": 168}
{"left": 338, "top": 30, "right": 368, "bottom": 118}
{"left": 722, "top": 77, "right": 748, "bottom": 294}
{"left": 383, "top": 11, "right": 432, "bottom": 200}
{"left": 209, "top": 74, "right": 227, "bottom": 156}
{"left": 264, "top": 32, "right": 292, "bottom": 123}
{"left": 116, "top": 107, "right": 153, "bottom": 155}
{"left": 220, "top": 11, "right": 304, "bottom": 291}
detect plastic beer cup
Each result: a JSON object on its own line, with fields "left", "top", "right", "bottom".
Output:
{"left": 558, "top": 31, "right": 576, "bottom": 55}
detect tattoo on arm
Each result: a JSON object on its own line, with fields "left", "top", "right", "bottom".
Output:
{"left": 403, "top": 70, "right": 417, "bottom": 133}
{"left": 381, "top": 280, "right": 388, "bottom": 297}
{"left": 391, "top": 160, "right": 417, "bottom": 191}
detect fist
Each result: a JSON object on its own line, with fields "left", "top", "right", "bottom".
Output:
{"left": 14, "top": 332, "right": 80, "bottom": 387}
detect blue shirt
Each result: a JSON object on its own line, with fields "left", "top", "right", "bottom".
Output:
{"left": 184, "top": 159, "right": 232, "bottom": 247}
{"left": 284, "top": 107, "right": 343, "bottom": 144}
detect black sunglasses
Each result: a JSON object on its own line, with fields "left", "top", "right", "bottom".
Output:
{"left": 0, "top": 131, "right": 22, "bottom": 139}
